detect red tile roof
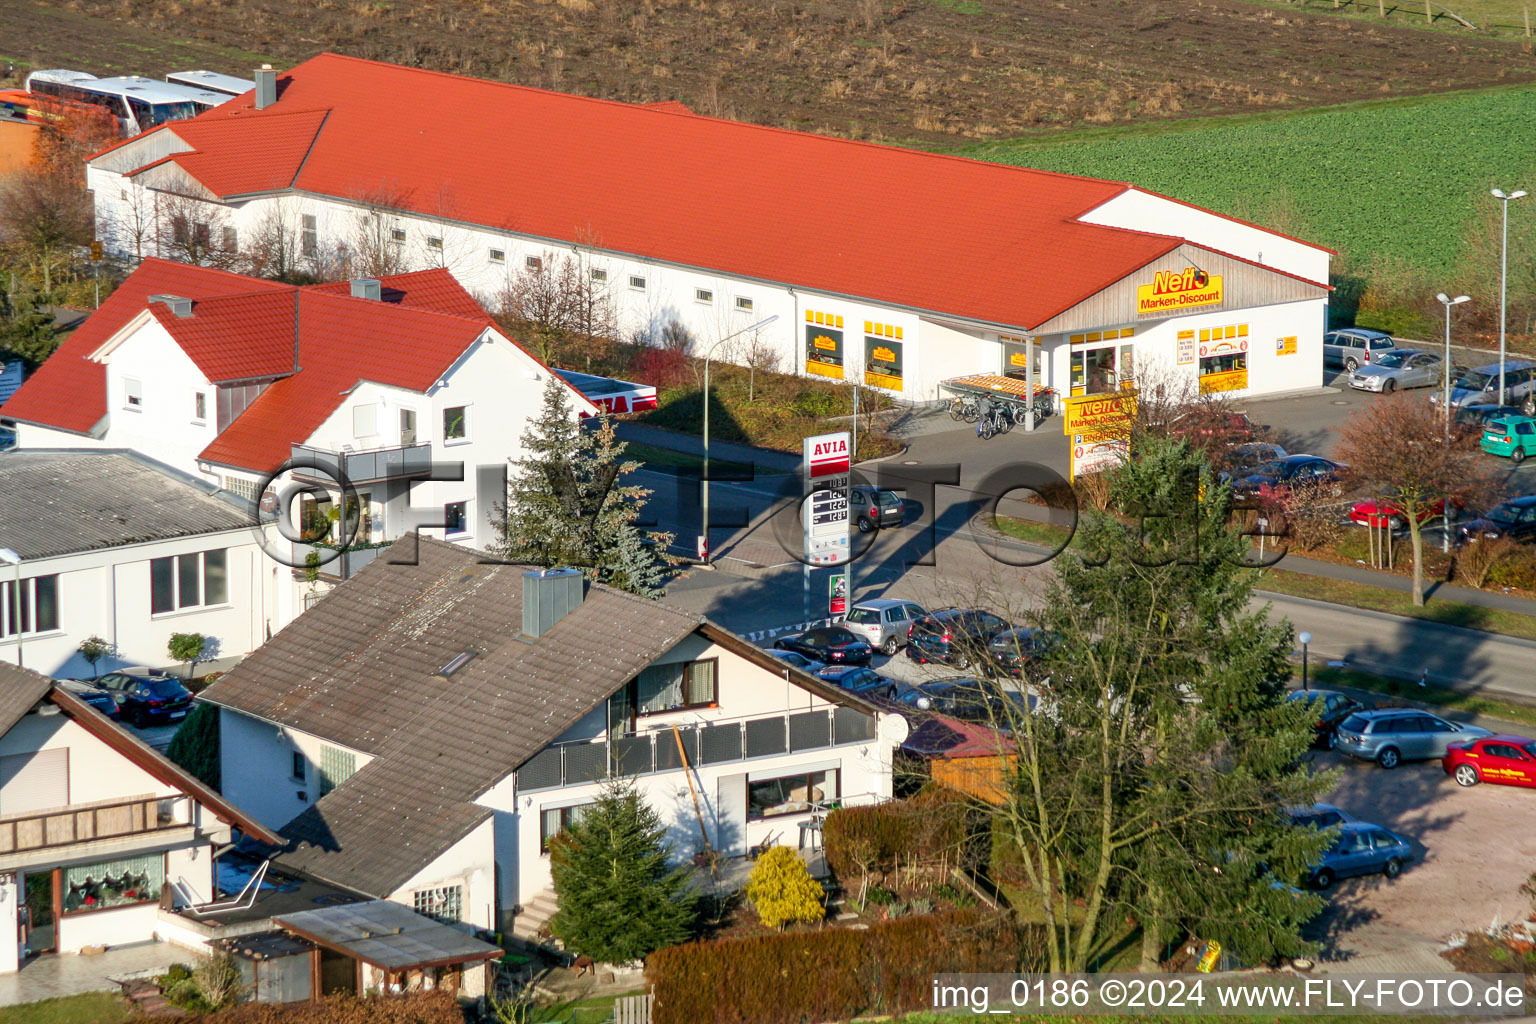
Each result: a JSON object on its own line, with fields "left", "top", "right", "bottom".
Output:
{"left": 158, "top": 109, "right": 330, "bottom": 196}
{"left": 127, "top": 53, "right": 1192, "bottom": 330}
{"left": 1, "top": 259, "right": 290, "bottom": 434}
{"left": 4, "top": 261, "right": 508, "bottom": 474}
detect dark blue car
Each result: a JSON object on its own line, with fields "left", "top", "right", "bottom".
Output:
{"left": 1308, "top": 822, "right": 1412, "bottom": 889}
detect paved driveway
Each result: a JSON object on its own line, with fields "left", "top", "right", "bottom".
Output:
{"left": 1307, "top": 745, "right": 1536, "bottom": 972}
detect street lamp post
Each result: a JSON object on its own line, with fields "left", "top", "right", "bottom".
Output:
{"left": 1491, "top": 189, "right": 1527, "bottom": 407}
{"left": 1298, "top": 630, "right": 1312, "bottom": 692}
{"left": 701, "top": 315, "right": 780, "bottom": 565}
{"left": 0, "top": 548, "right": 21, "bottom": 669}
{"left": 1435, "top": 293, "right": 1471, "bottom": 446}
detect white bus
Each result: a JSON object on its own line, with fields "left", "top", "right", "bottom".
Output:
{"left": 23, "top": 70, "right": 224, "bottom": 136}
{"left": 167, "top": 70, "right": 256, "bottom": 99}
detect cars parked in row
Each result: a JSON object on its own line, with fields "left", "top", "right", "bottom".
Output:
{"left": 1288, "top": 802, "right": 1358, "bottom": 830}
{"left": 843, "top": 599, "right": 926, "bottom": 655}
{"left": 1285, "top": 689, "right": 1364, "bottom": 749}
{"left": 1442, "top": 734, "right": 1536, "bottom": 789}
{"left": 985, "top": 627, "right": 1058, "bottom": 680}
{"left": 1226, "top": 455, "right": 1347, "bottom": 496}
{"left": 1308, "top": 822, "right": 1413, "bottom": 889}
{"left": 1455, "top": 403, "right": 1527, "bottom": 433}
{"left": 894, "top": 678, "right": 1038, "bottom": 722}
{"left": 1217, "top": 441, "right": 1288, "bottom": 477}
{"left": 1430, "top": 361, "right": 1536, "bottom": 412}
{"left": 767, "top": 649, "right": 824, "bottom": 673}
{"left": 1479, "top": 415, "right": 1536, "bottom": 464}
{"left": 1323, "top": 328, "right": 1396, "bottom": 372}
{"left": 1347, "top": 497, "right": 1459, "bottom": 532}
{"left": 905, "top": 608, "right": 1010, "bottom": 669}
{"left": 1458, "top": 496, "right": 1536, "bottom": 545}
{"left": 1334, "top": 708, "right": 1493, "bottom": 769}
{"left": 774, "top": 626, "right": 872, "bottom": 666}
{"left": 89, "top": 670, "right": 194, "bottom": 727}
{"left": 1347, "top": 349, "right": 1450, "bottom": 393}
{"left": 812, "top": 665, "right": 897, "bottom": 697}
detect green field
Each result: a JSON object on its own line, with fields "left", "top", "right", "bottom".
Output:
{"left": 961, "top": 84, "right": 1536, "bottom": 279}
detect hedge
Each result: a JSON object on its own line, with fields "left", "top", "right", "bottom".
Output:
{"left": 182, "top": 992, "right": 464, "bottom": 1024}
{"left": 646, "top": 909, "right": 1044, "bottom": 1024}
{"left": 822, "top": 787, "right": 978, "bottom": 884}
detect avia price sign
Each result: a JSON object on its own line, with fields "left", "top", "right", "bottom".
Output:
{"left": 803, "top": 431, "right": 851, "bottom": 566}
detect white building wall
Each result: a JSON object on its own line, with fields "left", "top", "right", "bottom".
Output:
{"left": 387, "top": 817, "right": 496, "bottom": 934}
{"left": 0, "top": 715, "right": 179, "bottom": 810}
{"left": 0, "top": 530, "right": 275, "bottom": 680}
{"left": 1078, "top": 188, "right": 1331, "bottom": 286}
{"left": 0, "top": 875, "right": 18, "bottom": 974}
{"left": 217, "top": 709, "right": 374, "bottom": 831}
{"left": 94, "top": 319, "right": 221, "bottom": 481}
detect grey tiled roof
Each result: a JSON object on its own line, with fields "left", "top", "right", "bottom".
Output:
{"left": 0, "top": 450, "right": 253, "bottom": 560}
{"left": 0, "top": 661, "right": 53, "bottom": 736}
{"left": 200, "top": 538, "right": 706, "bottom": 897}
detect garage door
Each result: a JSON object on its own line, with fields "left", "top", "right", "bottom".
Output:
{"left": 0, "top": 748, "right": 69, "bottom": 815}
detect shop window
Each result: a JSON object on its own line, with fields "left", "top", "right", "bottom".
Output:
{"left": 62, "top": 853, "right": 164, "bottom": 914}
{"left": 1198, "top": 324, "right": 1250, "bottom": 393}
{"left": 748, "top": 768, "right": 839, "bottom": 819}
{"left": 865, "top": 335, "right": 904, "bottom": 392}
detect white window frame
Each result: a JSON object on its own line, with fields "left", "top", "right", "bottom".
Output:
{"left": 124, "top": 377, "right": 143, "bottom": 412}
{"left": 442, "top": 404, "right": 471, "bottom": 446}
{"left": 149, "top": 549, "right": 229, "bottom": 617}
{"left": 629, "top": 275, "right": 647, "bottom": 292}
{"left": 443, "top": 500, "right": 470, "bottom": 538}
{"left": 695, "top": 288, "right": 714, "bottom": 305}
{"left": 353, "top": 403, "right": 379, "bottom": 438}
{"left": 590, "top": 268, "right": 608, "bottom": 283}
{"left": 1, "top": 574, "right": 61, "bottom": 639}
{"left": 525, "top": 255, "right": 543, "bottom": 271}
{"left": 390, "top": 227, "right": 407, "bottom": 245}
{"left": 489, "top": 248, "right": 506, "bottom": 264}
{"left": 426, "top": 235, "right": 444, "bottom": 251}
{"left": 301, "top": 214, "right": 318, "bottom": 258}
{"left": 193, "top": 391, "right": 207, "bottom": 424}
{"left": 735, "top": 296, "right": 754, "bottom": 312}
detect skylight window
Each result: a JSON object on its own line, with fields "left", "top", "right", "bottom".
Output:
{"left": 440, "top": 650, "right": 477, "bottom": 676}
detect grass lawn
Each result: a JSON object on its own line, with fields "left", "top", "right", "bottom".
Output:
{"left": 526, "top": 990, "right": 645, "bottom": 1023}
{"left": 1254, "top": 567, "right": 1536, "bottom": 643}
{"left": 5, "top": 992, "right": 132, "bottom": 1024}
{"left": 1303, "top": 663, "right": 1536, "bottom": 729}
{"left": 990, "top": 515, "right": 1536, "bottom": 645}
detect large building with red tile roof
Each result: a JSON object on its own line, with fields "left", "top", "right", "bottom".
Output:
{"left": 83, "top": 53, "right": 1330, "bottom": 409}
{"left": 3, "top": 259, "right": 596, "bottom": 571}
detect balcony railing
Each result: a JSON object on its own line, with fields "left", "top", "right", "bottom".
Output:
{"left": 0, "top": 794, "right": 192, "bottom": 854}
{"left": 517, "top": 706, "right": 877, "bottom": 793}
{"left": 292, "top": 541, "right": 389, "bottom": 581}
{"left": 290, "top": 442, "right": 433, "bottom": 484}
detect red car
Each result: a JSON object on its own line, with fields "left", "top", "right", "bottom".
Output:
{"left": 1442, "top": 734, "right": 1536, "bottom": 788}
{"left": 1348, "top": 498, "right": 1458, "bottom": 531}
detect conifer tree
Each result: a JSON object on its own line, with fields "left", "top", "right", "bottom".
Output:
{"left": 548, "top": 779, "right": 696, "bottom": 962}
{"left": 491, "top": 376, "right": 677, "bottom": 597}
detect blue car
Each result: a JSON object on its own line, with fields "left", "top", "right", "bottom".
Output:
{"left": 1308, "top": 822, "right": 1412, "bottom": 889}
{"left": 813, "top": 665, "right": 897, "bottom": 697}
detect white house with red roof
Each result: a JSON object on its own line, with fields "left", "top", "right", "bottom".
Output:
{"left": 2, "top": 260, "right": 596, "bottom": 586}
{"left": 82, "top": 54, "right": 1331, "bottom": 407}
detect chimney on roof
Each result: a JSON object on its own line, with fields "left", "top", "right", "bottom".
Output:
{"left": 148, "top": 294, "right": 194, "bottom": 318}
{"left": 350, "top": 279, "right": 382, "bottom": 301}
{"left": 522, "top": 568, "right": 585, "bottom": 639}
{"left": 254, "top": 64, "right": 277, "bottom": 110}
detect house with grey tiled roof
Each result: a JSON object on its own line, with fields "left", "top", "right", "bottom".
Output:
{"left": 0, "top": 449, "right": 297, "bottom": 679}
{"left": 198, "top": 538, "right": 907, "bottom": 943}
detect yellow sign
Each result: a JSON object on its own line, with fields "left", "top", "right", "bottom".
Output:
{"left": 814, "top": 336, "right": 837, "bottom": 351}
{"left": 1197, "top": 940, "right": 1221, "bottom": 973}
{"left": 871, "top": 345, "right": 896, "bottom": 363}
{"left": 1176, "top": 329, "right": 1196, "bottom": 365}
{"left": 867, "top": 372, "right": 902, "bottom": 390}
{"left": 806, "top": 361, "right": 844, "bottom": 379}
{"left": 1061, "top": 393, "right": 1135, "bottom": 436}
{"left": 1136, "top": 267, "right": 1223, "bottom": 316}
{"left": 1276, "top": 336, "right": 1297, "bottom": 356}
{"left": 1008, "top": 351, "right": 1028, "bottom": 368}
{"left": 1200, "top": 368, "right": 1248, "bottom": 393}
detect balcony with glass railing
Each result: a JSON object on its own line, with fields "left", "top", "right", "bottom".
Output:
{"left": 290, "top": 442, "right": 433, "bottom": 484}
{"left": 516, "top": 705, "right": 877, "bottom": 793}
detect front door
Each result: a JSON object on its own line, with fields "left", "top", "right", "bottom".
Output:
{"left": 23, "top": 871, "right": 56, "bottom": 955}
{"left": 400, "top": 409, "right": 418, "bottom": 446}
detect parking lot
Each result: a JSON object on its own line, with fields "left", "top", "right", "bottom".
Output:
{"left": 1306, "top": 740, "right": 1536, "bottom": 970}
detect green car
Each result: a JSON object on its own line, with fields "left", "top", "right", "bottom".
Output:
{"left": 1481, "top": 416, "right": 1536, "bottom": 464}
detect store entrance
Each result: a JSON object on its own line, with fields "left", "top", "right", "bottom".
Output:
{"left": 1069, "top": 341, "right": 1135, "bottom": 396}
{"left": 23, "top": 871, "right": 57, "bottom": 955}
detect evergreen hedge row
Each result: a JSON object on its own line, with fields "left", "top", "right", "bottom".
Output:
{"left": 646, "top": 909, "right": 1043, "bottom": 1024}
{"left": 822, "top": 787, "right": 977, "bottom": 882}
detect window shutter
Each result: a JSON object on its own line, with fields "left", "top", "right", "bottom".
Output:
{"left": 0, "top": 748, "right": 69, "bottom": 815}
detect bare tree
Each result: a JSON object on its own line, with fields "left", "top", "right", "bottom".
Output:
{"left": 238, "top": 199, "right": 305, "bottom": 281}
{"left": 348, "top": 183, "right": 415, "bottom": 279}
{"left": 154, "top": 189, "right": 240, "bottom": 271}
{"left": 0, "top": 170, "right": 92, "bottom": 293}
{"left": 106, "top": 181, "right": 155, "bottom": 263}
{"left": 1335, "top": 392, "right": 1496, "bottom": 606}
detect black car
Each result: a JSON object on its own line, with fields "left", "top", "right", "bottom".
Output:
{"left": 813, "top": 665, "right": 896, "bottom": 697}
{"left": 92, "top": 671, "right": 194, "bottom": 727}
{"left": 905, "top": 608, "right": 1010, "bottom": 668}
{"left": 775, "top": 626, "right": 872, "bottom": 666}
{"left": 1454, "top": 404, "right": 1525, "bottom": 432}
{"left": 1459, "top": 496, "right": 1536, "bottom": 546}
{"left": 1285, "top": 689, "right": 1364, "bottom": 750}
{"left": 985, "top": 627, "right": 1058, "bottom": 679}
{"left": 1228, "top": 455, "right": 1346, "bottom": 495}
{"left": 851, "top": 486, "right": 905, "bottom": 533}
{"left": 58, "top": 679, "right": 120, "bottom": 719}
